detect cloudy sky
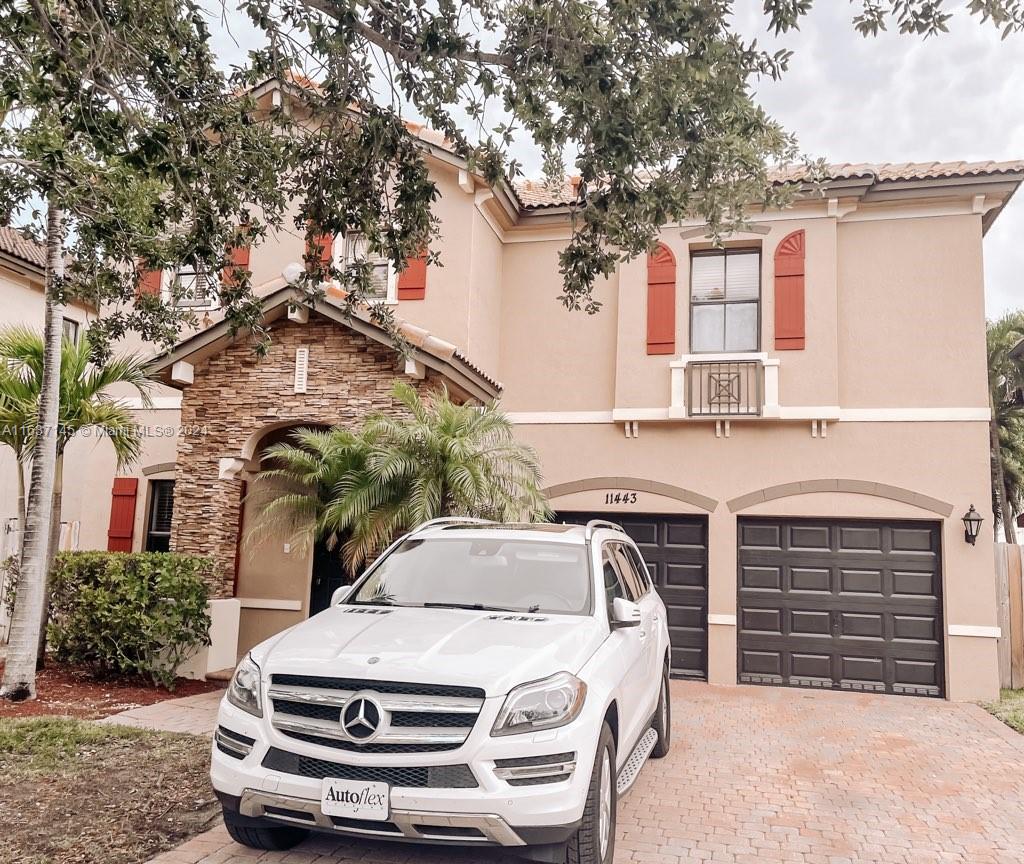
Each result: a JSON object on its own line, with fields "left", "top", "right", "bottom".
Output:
{"left": 731, "top": 3, "right": 1024, "bottom": 318}
{"left": 210, "top": 2, "right": 1022, "bottom": 317}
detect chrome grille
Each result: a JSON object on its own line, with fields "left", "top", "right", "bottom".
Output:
{"left": 268, "top": 674, "right": 484, "bottom": 754}
{"left": 262, "top": 747, "right": 477, "bottom": 788}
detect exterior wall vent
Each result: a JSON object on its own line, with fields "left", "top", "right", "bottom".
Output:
{"left": 294, "top": 347, "right": 309, "bottom": 394}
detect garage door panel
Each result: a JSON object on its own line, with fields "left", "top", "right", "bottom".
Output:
{"left": 742, "top": 607, "right": 783, "bottom": 634}
{"left": 893, "top": 659, "right": 942, "bottom": 693}
{"left": 664, "top": 522, "right": 705, "bottom": 548}
{"left": 665, "top": 562, "right": 705, "bottom": 588}
{"left": 739, "top": 523, "right": 782, "bottom": 549}
{"left": 740, "top": 649, "right": 783, "bottom": 677}
{"left": 839, "top": 569, "right": 883, "bottom": 595}
{"left": 667, "top": 604, "right": 704, "bottom": 630}
{"left": 738, "top": 517, "right": 944, "bottom": 698}
{"left": 741, "top": 565, "right": 781, "bottom": 590}
{"left": 892, "top": 615, "right": 940, "bottom": 642}
{"left": 559, "top": 511, "right": 708, "bottom": 680}
{"left": 790, "top": 609, "right": 831, "bottom": 636}
{"left": 672, "top": 645, "right": 706, "bottom": 679}
{"left": 789, "top": 525, "right": 831, "bottom": 550}
{"left": 616, "top": 519, "right": 658, "bottom": 546}
{"left": 892, "top": 569, "right": 939, "bottom": 597}
{"left": 791, "top": 567, "right": 831, "bottom": 592}
{"left": 891, "top": 527, "right": 937, "bottom": 553}
{"left": 791, "top": 652, "right": 832, "bottom": 680}
{"left": 840, "top": 655, "right": 885, "bottom": 687}
{"left": 838, "top": 526, "right": 884, "bottom": 552}
{"left": 839, "top": 612, "right": 884, "bottom": 639}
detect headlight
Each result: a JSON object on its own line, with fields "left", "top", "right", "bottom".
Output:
{"left": 226, "top": 654, "right": 263, "bottom": 717}
{"left": 491, "top": 672, "right": 587, "bottom": 737}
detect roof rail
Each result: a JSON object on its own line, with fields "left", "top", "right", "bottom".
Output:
{"left": 410, "top": 517, "right": 493, "bottom": 533}
{"left": 585, "top": 519, "right": 624, "bottom": 539}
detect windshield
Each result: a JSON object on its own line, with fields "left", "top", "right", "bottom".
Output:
{"left": 347, "top": 537, "right": 592, "bottom": 615}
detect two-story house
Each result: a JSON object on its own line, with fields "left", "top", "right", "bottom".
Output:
{"left": 1, "top": 104, "right": 1019, "bottom": 701}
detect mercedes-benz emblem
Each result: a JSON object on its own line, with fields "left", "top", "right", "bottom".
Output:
{"left": 340, "top": 693, "right": 386, "bottom": 743}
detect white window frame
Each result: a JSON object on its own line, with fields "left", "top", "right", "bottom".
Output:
{"left": 334, "top": 233, "right": 398, "bottom": 304}
{"left": 163, "top": 264, "right": 219, "bottom": 311}
{"left": 689, "top": 248, "right": 762, "bottom": 354}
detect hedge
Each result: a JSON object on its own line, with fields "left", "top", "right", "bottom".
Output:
{"left": 48, "top": 552, "right": 213, "bottom": 688}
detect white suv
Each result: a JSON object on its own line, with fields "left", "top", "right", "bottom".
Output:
{"left": 211, "top": 518, "right": 672, "bottom": 864}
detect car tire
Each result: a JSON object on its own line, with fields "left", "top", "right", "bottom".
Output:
{"left": 650, "top": 664, "right": 671, "bottom": 758}
{"left": 224, "top": 815, "right": 309, "bottom": 851}
{"left": 566, "top": 722, "right": 617, "bottom": 864}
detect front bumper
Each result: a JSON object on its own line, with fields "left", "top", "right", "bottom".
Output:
{"left": 211, "top": 692, "right": 600, "bottom": 848}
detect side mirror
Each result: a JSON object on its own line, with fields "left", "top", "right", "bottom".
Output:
{"left": 610, "top": 596, "right": 642, "bottom": 629}
{"left": 330, "top": 586, "right": 351, "bottom": 607}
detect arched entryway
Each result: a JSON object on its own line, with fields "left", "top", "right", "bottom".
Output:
{"left": 235, "top": 421, "right": 354, "bottom": 654}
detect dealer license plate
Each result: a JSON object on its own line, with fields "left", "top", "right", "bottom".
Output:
{"left": 320, "top": 778, "right": 390, "bottom": 820}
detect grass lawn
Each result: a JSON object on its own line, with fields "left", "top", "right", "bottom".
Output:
{"left": 984, "top": 689, "right": 1024, "bottom": 734}
{"left": 0, "top": 716, "right": 218, "bottom": 864}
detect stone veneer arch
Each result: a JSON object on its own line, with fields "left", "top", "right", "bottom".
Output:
{"left": 543, "top": 476, "right": 718, "bottom": 513}
{"left": 726, "top": 479, "right": 954, "bottom": 517}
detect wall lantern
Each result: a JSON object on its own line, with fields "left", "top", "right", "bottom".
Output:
{"left": 962, "top": 505, "right": 983, "bottom": 546}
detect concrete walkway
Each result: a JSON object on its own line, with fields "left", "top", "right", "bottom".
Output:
{"left": 144, "top": 682, "right": 1024, "bottom": 863}
{"left": 99, "top": 689, "right": 224, "bottom": 735}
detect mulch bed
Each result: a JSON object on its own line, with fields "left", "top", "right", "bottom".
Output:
{"left": 0, "top": 661, "right": 223, "bottom": 720}
{"left": 0, "top": 716, "right": 219, "bottom": 864}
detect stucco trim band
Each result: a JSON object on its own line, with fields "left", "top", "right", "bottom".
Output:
{"left": 947, "top": 625, "right": 1001, "bottom": 639}
{"left": 544, "top": 476, "right": 718, "bottom": 513}
{"left": 142, "top": 462, "right": 177, "bottom": 477}
{"left": 707, "top": 614, "right": 738, "bottom": 626}
{"left": 727, "top": 479, "right": 954, "bottom": 517}
{"left": 237, "top": 597, "right": 304, "bottom": 611}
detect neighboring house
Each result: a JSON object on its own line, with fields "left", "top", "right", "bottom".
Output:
{"left": 1, "top": 116, "right": 1020, "bottom": 702}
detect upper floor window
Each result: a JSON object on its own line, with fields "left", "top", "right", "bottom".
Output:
{"left": 62, "top": 317, "right": 80, "bottom": 344}
{"left": 336, "top": 234, "right": 397, "bottom": 302}
{"left": 168, "top": 264, "right": 218, "bottom": 310}
{"left": 690, "top": 249, "right": 761, "bottom": 353}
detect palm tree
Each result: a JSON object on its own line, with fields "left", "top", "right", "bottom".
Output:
{"left": 0, "top": 326, "right": 153, "bottom": 661}
{"left": 987, "top": 312, "right": 1024, "bottom": 543}
{"left": 248, "top": 381, "right": 550, "bottom": 572}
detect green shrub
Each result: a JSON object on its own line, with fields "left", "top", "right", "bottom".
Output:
{"left": 48, "top": 552, "right": 213, "bottom": 689}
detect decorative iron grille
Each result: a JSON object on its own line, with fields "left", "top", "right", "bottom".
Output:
{"left": 687, "top": 360, "right": 762, "bottom": 417}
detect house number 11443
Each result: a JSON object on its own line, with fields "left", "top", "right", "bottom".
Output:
{"left": 604, "top": 491, "right": 638, "bottom": 504}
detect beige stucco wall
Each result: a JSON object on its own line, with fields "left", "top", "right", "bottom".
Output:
{"left": 498, "top": 239, "right": 619, "bottom": 412}
{"left": 526, "top": 418, "right": 997, "bottom": 701}
{"left": 837, "top": 214, "right": 988, "bottom": 409}
{"left": 4, "top": 166, "right": 1005, "bottom": 702}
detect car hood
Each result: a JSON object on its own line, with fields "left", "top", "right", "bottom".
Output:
{"left": 253, "top": 605, "right": 606, "bottom": 697}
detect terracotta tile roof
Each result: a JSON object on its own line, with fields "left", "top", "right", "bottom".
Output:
{"left": 0, "top": 225, "right": 46, "bottom": 271}
{"left": 511, "top": 160, "right": 1024, "bottom": 209}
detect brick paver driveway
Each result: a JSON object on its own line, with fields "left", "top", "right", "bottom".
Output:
{"left": 144, "top": 681, "right": 1024, "bottom": 864}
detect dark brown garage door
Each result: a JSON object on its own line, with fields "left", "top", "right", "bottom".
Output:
{"left": 558, "top": 512, "right": 709, "bottom": 679}
{"left": 737, "top": 517, "right": 944, "bottom": 697}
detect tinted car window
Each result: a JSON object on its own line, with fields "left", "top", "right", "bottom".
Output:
{"left": 609, "top": 542, "right": 643, "bottom": 601}
{"left": 626, "top": 545, "right": 653, "bottom": 592}
{"left": 602, "top": 545, "right": 626, "bottom": 605}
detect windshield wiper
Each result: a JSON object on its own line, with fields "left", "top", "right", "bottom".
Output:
{"left": 421, "top": 602, "right": 519, "bottom": 613}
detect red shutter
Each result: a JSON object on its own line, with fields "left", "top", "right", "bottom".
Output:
{"left": 223, "top": 241, "right": 251, "bottom": 287}
{"left": 774, "top": 230, "right": 806, "bottom": 350}
{"left": 107, "top": 477, "right": 138, "bottom": 552}
{"left": 397, "top": 253, "right": 427, "bottom": 300}
{"left": 646, "top": 244, "right": 676, "bottom": 355}
{"left": 305, "top": 229, "right": 333, "bottom": 270}
{"left": 137, "top": 268, "right": 162, "bottom": 296}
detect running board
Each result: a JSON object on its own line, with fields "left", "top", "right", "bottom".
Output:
{"left": 616, "top": 727, "right": 658, "bottom": 798}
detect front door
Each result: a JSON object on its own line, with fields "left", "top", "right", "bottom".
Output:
{"left": 309, "top": 537, "right": 351, "bottom": 616}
